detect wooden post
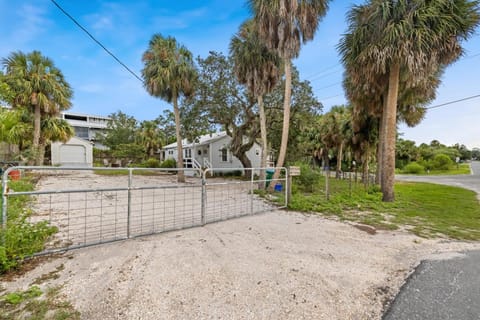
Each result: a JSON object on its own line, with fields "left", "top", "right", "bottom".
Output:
{"left": 287, "top": 166, "right": 300, "bottom": 206}
{"left": 325, "top": 166, "right": 330, "bottom": 201}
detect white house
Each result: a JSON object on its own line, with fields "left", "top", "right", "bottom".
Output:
{"left": 60, "top": 111, "right": 110, "bottom": 150}
{"left": 51, "top": 136, "right": 93, "bottom": 167}
{"left": 49, "top": 111, "right": 107, "bottom": 166}
{"left": 161, "top": 131, "right": 262, "bottom": 172}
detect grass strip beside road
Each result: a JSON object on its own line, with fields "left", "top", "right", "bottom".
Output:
{"left": 398, "top": 163, "right": 471, "bottom": 175}
{"left": 288, "top": 179, "right": 480, "bottom": 240}
{"left": 426, "top": 163, "right": 471, "bottom": 175}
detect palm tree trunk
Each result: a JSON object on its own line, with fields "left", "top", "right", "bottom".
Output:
{"left": 336, "top": 141, "right": 344, "bottom": 179}
{"left": 376, "top": 113, "right": 385, "bottom": 185}
{"left": 269, "top": 59, "right": 292, "bottom": 191}
{"left": 37, "top": 142, "right": 46, "bottom": 166}
{"left": 382, "top": 63, "right": 400, "bottom": 202}
{"left": 31, "top": 104, "right": 41, "bottom": 165}
{"left": 172, "top": 94, "right": 185, "bottom": 183}
{"left": 363, "top": 148, "right": 369, "bottom": 187}
{"left": 258, "top": 95, "right": 268, "bottom": 189}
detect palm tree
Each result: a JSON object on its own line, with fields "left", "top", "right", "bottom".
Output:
{"left": 339, "top": 0, "right": 479, "bottom": 201}
{"left": 319, "top": 105, "right": 352, "bottom": 178}
{"left": 137, "top": 120, "right": 164, "bottom": 158}
{"left": 0, "top": 108, "right": 31, "bottom": 159}
{"left": 142, "top": 34, "right": 197, "bottom": 183}
{"left": 249, "top": 0, "right": 330, "bottom": 188}
{"left": 2, "top": 51, "right": 73, "bottom": 165}
{"left": 40, "top": 117, "right": 75, "bottom": 164}
{"left": 230, "top": 19, "right": 281, "bottom": 187}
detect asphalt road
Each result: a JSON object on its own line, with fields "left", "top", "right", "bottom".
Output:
{"left": 383, "top": 250, "right": 480, "bottom": 320}
{"left": 396, "top": 161, "right": 480, "bottom": 196}
{"left": 384, "top": 162, "right": 480, "bottom": 320}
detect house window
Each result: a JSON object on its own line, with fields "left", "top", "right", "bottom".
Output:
{"left": 73, "top": 126, "right": 89, "bottom": 139}
{"left": 185, "top": 149, "right": 191, "bottom": 158}
{"left": 203, "top": 149, "right": 208, "bottom": 155}
{"left": 168, "top": 150, "right": 173, "bottom": 155}
{"left": 221, "top": 148, "right": 228, "bottom": 162}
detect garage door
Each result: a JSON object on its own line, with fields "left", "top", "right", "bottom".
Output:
{"left": 59, "top": 145, "right": 86, "bottom": 164}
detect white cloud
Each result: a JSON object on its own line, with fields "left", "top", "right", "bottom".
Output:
{"left": 150, "top": 7, "right": 208, "bottom": 31}
{"left": 7, "top": 3, "right": 51, "bottom": 47}
{"left": 78, "top": 83, "right": 104, "bottom": 93}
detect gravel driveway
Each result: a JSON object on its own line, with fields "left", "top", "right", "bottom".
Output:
{"left": 3, "top": 210, "right": 479, "bottom": 319}
{"left": 2, "top": 168, "right": 480, "bottom": 319}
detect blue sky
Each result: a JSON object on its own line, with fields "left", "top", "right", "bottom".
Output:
{"left": 1, "top": 0, "right": 479, "bottom": 148}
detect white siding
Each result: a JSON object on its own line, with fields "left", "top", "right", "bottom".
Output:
{"left": 162, "top": 133, "right": 262, "bottom": 173}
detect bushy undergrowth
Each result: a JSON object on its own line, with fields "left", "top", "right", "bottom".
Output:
{"left": 0, "top": 178, "right": 57, "bottom": 273}
{"left": 295, "top": 163, "right": 321, "bottom": 193}
{"left": 402, "top": 162, "right": 425, "bottom": 174}
{"left": 160, "top": 158, "right": 176, "bottom": 168}
{"left": 432, "top": 153, "right": 453, "bottom": 170}
{"left": 143, "top": 158, "right": 161, "bottom": 168}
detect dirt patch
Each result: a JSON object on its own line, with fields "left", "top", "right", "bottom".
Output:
{"left": 2, "top": 210, "right": 479, "bottom": 319}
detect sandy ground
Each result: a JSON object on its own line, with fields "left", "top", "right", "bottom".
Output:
{"left": 2, "top": 170, "right": 480, "bottom": 319}
{"left": 3, "top": 211, "right": 480, "bottom": 319}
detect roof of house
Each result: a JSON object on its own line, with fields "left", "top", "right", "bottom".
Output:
{"left": 163, "top": 131, "right": 228, "bottom": 149}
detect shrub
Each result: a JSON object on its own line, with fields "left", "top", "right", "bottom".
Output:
{"left": 295, "top": 163, "right": 320, "bottom": 193}
{"left": 160, "top": 158, "right": 176, "bottom": 168}
{"left": 403, "top": 162, "right": 425, "bottom": 174}
{"left": 418, "top": 159, "right": 434, "bottom": 171}
{"left": 432, "top": 154, "right": 453, "bottom": 171}
{"left": 143, "top": 158, "right": 161, "bottom": 168}
{"left": 0, "top": 178, "right": 57, "bottom": 273}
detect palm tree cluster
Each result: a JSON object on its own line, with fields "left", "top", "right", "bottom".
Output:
{"left": 339, "top": 0, "right": 480, "bottom": 201}
{"left": 304, "top": 105, "right": 352, "bottom": 177}
{"left": 2, "top": 1, "right": 476, "bottom": 206}
{"left": 1, "top": 51, "right": 74, "bottom": 165}
{"left": 141, "top": 1, "right": 331, "bottom": 186}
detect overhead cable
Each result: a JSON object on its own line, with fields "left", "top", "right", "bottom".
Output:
{"left": 50, "top": 0, "right": 143, "bottom": 83}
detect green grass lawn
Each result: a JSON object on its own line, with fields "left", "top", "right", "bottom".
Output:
{"left": 287, "top": 177, "right": 480, "bottom": 240}
{"left": 425, "top": 163, "right": 471, "bottom": 175}
{"left": 398, "top": 163, "right": 471, "bottom": 175}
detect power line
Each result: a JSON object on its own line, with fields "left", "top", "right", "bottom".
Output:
{"left": 309, "top": 69, "right": 342, "bottom": 82}
{"left": 314, "top": 81, "right": 342, "bottom": 91}
{"left": 319, "top": 93, "right": 343, "bottom": 101}
{"left": 305, "top": 52, "right": 479, "bottom": 86}
{"left": 426, "top": 94, "right": 480, "bottom": 110}
{"left": 462, "top": 52, "right": 480, "bottom": 60}
{"left": 304, "top": 63, "right": 340, "bottom": 80}
{"left": 50, "top": 0, "right": 143, "bottom": 83}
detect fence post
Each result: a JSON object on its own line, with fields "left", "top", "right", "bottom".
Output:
{"left": 127, "top": 168, "right": 132, "bottom": 238}
{"left": 325, "top": 167, "right": 330, "bottom": 201}
{"left": 201, "top": 169, "right": 206, "bottom": 225}
{"left": 287, "top": 168, "right": 292, "bottom": 207}
{"left": 349, "top": 171, "right": 352, "bottom": 198}
{"left": 1, "top": 170, "right": 9, "bottom": 239}
{"left": 250, "top": 168, "right": 254, "bottom": 215}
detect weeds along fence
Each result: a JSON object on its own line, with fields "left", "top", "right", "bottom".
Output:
{"left": 297, "top": 168, "right": 377, "bottom": 200}
{"left": 1, "top": 166, "right": 287, "bottom": 255}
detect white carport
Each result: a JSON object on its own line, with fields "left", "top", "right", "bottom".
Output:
{"left": 51, "top": 137, "right": 93, "bottom": 167}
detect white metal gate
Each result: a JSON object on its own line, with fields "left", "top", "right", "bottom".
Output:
{"left": 1, "top": 166, "right": 287, "bottom": 254}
